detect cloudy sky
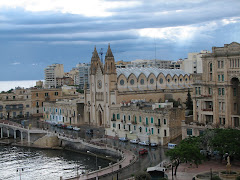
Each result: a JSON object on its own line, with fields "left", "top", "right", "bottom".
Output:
{"left": 0, "top": 0, "right": 240, "bottom": 80}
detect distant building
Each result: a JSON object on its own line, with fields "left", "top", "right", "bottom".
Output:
{"left": 56, "top": 77, "right": 74, "bottom": 87}
{"left": 0, "top": 89, "right": 32, "bottom": 119}
{"left": 115, "top": 60, "right": 131, "bottom": 68}
{"left": 65, "top": 67, "right": 79, "bottom": 85}
{"left": 43, "top": 98, "right": 84, "bottom": 125}
{"left": 44, "top": 64, "right": 64, "bottom": 88}
{"left": 170, "top": 60, "right": 184, "bottom": 70}
{"left": 77, "top": 63, "right": 91, "bottom": 89}
{"left": 127, "top": 59, "right": 172, "bottom": 69}
{"left": 183, "top": 50, "right": 210, "bottom": 74}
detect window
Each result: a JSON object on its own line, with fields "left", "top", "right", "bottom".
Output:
{"left": 118, "top": 124, "right": 120, "bottom": 129}
{"left": 167, "top": 79, "right": 170, "bottom": 82}
{"left": 175, "top": 79, "right": 177, "bottom": 83}
{"left": 158, "top": 129, "right": 160, "bottom": 134}
{"left": 140, "top": 79, "right": 144, "bottom": 85}
{"left": 187, "top": 129, "right": 192, "bottom": 136}
{"left": 123, "top": 115, "right": 126, "bottom": 121}
{"left": 218, "top": 61, "right": 221, "bottom": 68}
{"left": 164, "top": 130, "right": 167, "bottom": 137}
{"left": 233, "top": 88, "right": 237, "bottom": 96}
{"left": 13, "top": 96, "right": 15, "bottom": 100}
{"left": 164, "top": 119, "right": 166, "bottom": 125}
{"left": 221, "top": 61, "right": 224, "bottom": 68}
{"left": 151, "top": 117, "right": 154, "bottom": 123}
{"left": 185, "top": 78, "right": 188, "bottom": 82}
{"left": 56, "top": 108, "right": 57, "bottom": 113}
{"left": 113, "top": 123, "right": 116, "bottom": 128}
{"left": 45, "top": 93, "right": 49, "bottom": 97}
{"left": 222, "top": 75, "right": 224, "bottom": 81}
{"left": 160, "top": 78, "right": 163, "bottom": 84}
{"left": 198, "top": 87, "right": 201, "bottom": 95}
{"left": 117, "top": 114, "right": 120, "bottom": 119}
{"left": 130, "top": 79, "right": 134, "bottom": 85}
{"left": 146, "top": 117, "right": 148, "bottom": 125}
{"left": 128, "top": 115, "right": 131, "bottom": 121}
{"left": 209, "top": 63, "right": 212, "bottom": 72}
{"left": 150, "top": 78, "right": 154, "bottom": 84}
{"left": 36, "top": 93, "right": 38, "bottom": 97}
{"left": 146, "top": 127, "right": 148, "bottom": 133}
{"left": 120, "top": 79, "right": 124, "bottom": 85}
{"left": 139, "top": 116, "right": 142, "bottom": 122}
{"left": 195, "top": 87, "right": 198, "bottom": 94}
{"left": 180, "top": 78, "right": 182, "bottom": 82}
{"left": 55, "top": 92, "right": 58, "bottom": 96}
{"left": 139, "top": 127, "right": 142, "bottom": 132}
{"left": 218, "top": 75, "right": 221, "bottom": 82}
{"left": 218, "top": 88, "right": 221, "bottom": 95}
{"left": 134, "top": 126, "right": 136, "bottom": 130}
{"left": 124, "top": 125, "right": 125, "bottom": 129}
{"left": 222, "top": 88, "right": 225, "bottom": 95}
{"left": 209, "top": 88, "right": 212, "bottom": 95}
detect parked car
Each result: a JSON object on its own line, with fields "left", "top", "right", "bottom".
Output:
{"left": 138, "top": 141, "right": 150, "bottom": 146}
{"left": 86, "top": 129, "right": 93, "bottom": 134}
{"left": 67, "top": 125, "right": 73, "bottom": 130}
{"left": 130, "top": 139, "right": 139, "bottom": 144}
{"left": 61, "top": 124, "right": 67, "bottom": 129}
{"left": 73, "top": 126, "right": 80, "bottom": 131}
{"left": 150, "top": 143, "right": 158, "bottom": 147}
{"left": 119, "top": 137, "right": 128, "bottom": 142}
{"left": 139, "top": 148, "right": 148, "bottom": 155}
{"left": 57, "top": 123, "right": 63, "bottom": 128}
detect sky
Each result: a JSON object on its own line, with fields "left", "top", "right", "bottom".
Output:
{"left": 0, "top": 0, "right": 240, "bottom": 80}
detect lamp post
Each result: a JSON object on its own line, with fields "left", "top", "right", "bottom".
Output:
{"left": 16, "top": 168, "right": 24, "bottom": 180}
{"left": 87, "top": 151, "right": 98, "bottom": 180}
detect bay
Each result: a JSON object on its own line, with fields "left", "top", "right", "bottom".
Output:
{"left": 0, "top": 145, "right": 111, "bottom": 180}
{"left": 0, "top": 80, "right": 42, "bottom": 92}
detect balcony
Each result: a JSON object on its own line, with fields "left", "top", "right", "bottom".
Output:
{"left": 155, "top": 123, "right": 161, "bottom": 127}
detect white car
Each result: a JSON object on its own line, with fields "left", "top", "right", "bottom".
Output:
{"left": 73, "top": 127, "right": 80, "bottom": 131}
{"left": 130, "top": 139, "right": 139, "bottom": 144}
{"left": 150, "top": 143, "right": 158, "bottom": 147}
{"left": 119, "top": 137, "right": 128, "bottom": 142}
{"left": 138, "top": 141, "right": 150, "bottom": 146}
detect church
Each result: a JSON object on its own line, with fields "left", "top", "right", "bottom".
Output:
{"left": 84, "top": 44, "right": 192, "bottom": 130}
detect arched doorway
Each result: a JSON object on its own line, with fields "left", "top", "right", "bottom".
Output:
{"left": 98, "top": 110, "right": 102, "bottom": 126}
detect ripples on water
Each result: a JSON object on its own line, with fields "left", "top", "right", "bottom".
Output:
{"left": 0, "top": 145, "right": 111, "bottom": 180}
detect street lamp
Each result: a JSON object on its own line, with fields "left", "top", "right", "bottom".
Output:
{"left": 87, "top": 151, "right": 98, "bottom": 180}
{"left": 16, "top": 168, "right": 24, "bottom": 180}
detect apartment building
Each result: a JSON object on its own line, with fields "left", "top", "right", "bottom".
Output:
{"left": 0, "top": 89, "right": 32, "bottom": 119}
{"left": 44, "top": 64, "right": 64, "bottom": 88}
{"left": 107, "top": 102, "right": 184, "bottom": 145}
{"left": 182, "top": 42, "right": 240, "bottom": 139}
{"left": 77, "top": 63, "right": 90, "bottom": 89}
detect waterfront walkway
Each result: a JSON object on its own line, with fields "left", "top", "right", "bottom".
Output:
{"left": 166, "top": 160, "right": 240, "bottom": 180}
{"left": 68, "top": 148, "right": 137, "bottom": 180}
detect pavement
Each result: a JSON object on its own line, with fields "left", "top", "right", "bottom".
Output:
{"left": 166, "top": 159, "right": 240, "bottom": 180}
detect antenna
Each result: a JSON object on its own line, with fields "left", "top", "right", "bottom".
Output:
{"left": 154, "top": 36, "right": 157, "bottom": 66}
{"left": 99, "top": 48, "right": 103, "bottom": 63}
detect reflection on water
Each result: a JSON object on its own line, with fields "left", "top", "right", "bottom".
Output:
{"left": 0, "top": 145, "right": 111, "bottom": 180}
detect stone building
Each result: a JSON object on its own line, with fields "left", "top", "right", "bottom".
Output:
{"left": 182, "top": 42, "right": 240, "bottom": 139}
{"left": 44, "top": 64, "right": 64, "bottom": 88}
{"left": 106, "top": 102, "right": 184, "bottom": 145}
{"left": 43, "top": 98, "right": 84, "bottom": 125}
{"left": 0, "top": 89, "right": 32, "bottom": 119}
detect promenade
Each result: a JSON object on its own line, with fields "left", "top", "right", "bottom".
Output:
{"left": 166, "top": 160, "right": 240, "bottom": 180}
{"left": 68, "top": 148, "right": 136, "bottom": 180}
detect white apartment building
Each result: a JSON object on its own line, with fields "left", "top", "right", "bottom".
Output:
{"left": 183, "top": 50, "right": 210, "bottom": 74}
{"left": 77, "top": 63, "right": 91, "bottom": 89}
{"left": 44, "top": 64, "right": 64, "bottom": 88}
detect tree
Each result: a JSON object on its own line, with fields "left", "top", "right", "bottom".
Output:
{"left": 185, "top": 89, "right": 193, "bottom": 110}
{"left": 134, "top": 171, "right": 151, "bottom": 180}
{"left": 166, "top": 137, "right": 204, "bottom": 175}
{"left": 210, "top": 129, "right": 240, "bottom": 160}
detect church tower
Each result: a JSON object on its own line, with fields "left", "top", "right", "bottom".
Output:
{"left": 84, "top": 44, "right": 117, "bottom": 128}
{"left": 104, "top": 43, "right": 117, "bottom": 91}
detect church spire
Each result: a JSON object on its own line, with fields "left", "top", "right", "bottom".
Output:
{"left": 104, "top": 43, "right": 116, "bottom": 74}
{"left": 90, "top": 46, "right": 102, "bottom": 75}
{"left": 105, "top": 43, "right": 113, "bottom": 57}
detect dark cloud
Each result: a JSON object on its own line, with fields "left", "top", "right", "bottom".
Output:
{"left": 0, "top": 0, "right": 240, "bottom": 80}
